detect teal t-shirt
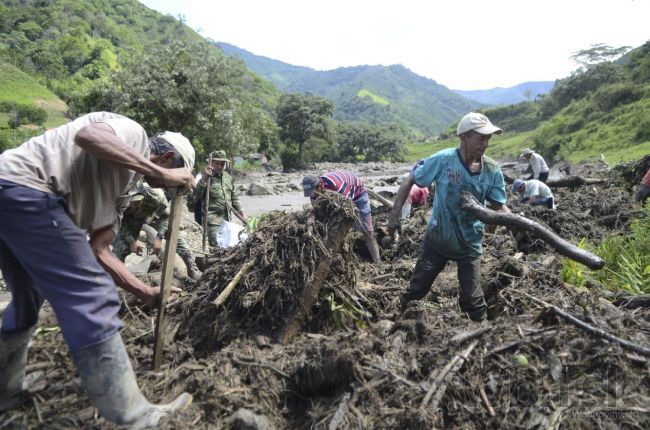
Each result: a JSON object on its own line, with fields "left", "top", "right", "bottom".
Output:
{"left": 413, "top": 148, "right": 506, "bottom": 259}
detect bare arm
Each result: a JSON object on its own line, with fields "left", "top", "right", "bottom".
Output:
{"left": 74, "top": 123, "right": 194, "bottom": 189}
{"left": 387, "top": 173, "right": 415, "bottom": 236}
{"left": 89, "top": 226, "right": 160, "bottom": 307}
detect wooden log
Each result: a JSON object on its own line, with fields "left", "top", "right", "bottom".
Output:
{"left": 201, "top": 154, "right": 212, "bottom": 266}
{"left": 153, "top": 189, "right": 184, "bottom": 371}
{"left": 612, "top": 294, "right": 650, "bottom": 309}
{"left": 212, "top": 259, "right": 255, "bottom": 307}
{"left": 367, "top": 188, "right": 394, "bottom": 208}
{"left": 460, "top": 192, "right": 605, "bottom": 270}
{"left": 276, "top": 216, "right": 354, "bottom": 344}
{"left": 546, "top": 176, "right": 608, "bottom": 188}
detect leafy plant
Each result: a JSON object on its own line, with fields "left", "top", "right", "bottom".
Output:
{"left": 324, "top": 292, "right": 370, "bottom": 330}
{"left": 561, "top": 238, "right": 587, "bottom": 287}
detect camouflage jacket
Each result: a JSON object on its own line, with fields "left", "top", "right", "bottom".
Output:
{"left": 187, "top": 170, "right": 242, "bottom": 225}
{"left": 121, "top": 184, "right": 169, "bottom": 243}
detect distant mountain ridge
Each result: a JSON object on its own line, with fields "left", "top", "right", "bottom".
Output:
{"left": 217, "top": 42, "right": 479, "bottom": 136}
{"left": 453, "top": 81, "right": 555, "bottom": 106}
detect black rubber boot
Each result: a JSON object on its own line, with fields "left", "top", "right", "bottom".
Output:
{"left": 70, "top": 332, "right": 192, "bottom": 428}
{"left": 0, "top": 327, "right": 33, "bottom": 411}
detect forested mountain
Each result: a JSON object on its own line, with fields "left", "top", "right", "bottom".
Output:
{"left": 0, "top": 0, "right": 278, "bottom": 156}
{"left": 453, "top": 81, "right": 554, "bottom": 106}
{"left": 217, "top": 42, "right": 479, "bottom": 137}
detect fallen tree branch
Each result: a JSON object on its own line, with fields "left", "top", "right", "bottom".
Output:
{"left": 448, "top": 326, "right": 492, "bottom": 346}
{"left": 212, "top": 259, "right": 256, "bottom": 307}
{"left": 479, "top": 385, "right": 496, "bottom": 417}
{"left": 460, "top": 192, "right": 605, "bottom": 270}
{"left": 366, "top": 189, "right": 393, "bottom": 208}
{"left": 421, "top": 339, "right": 478, "bottom": 409}
{"left": 520, "top": 292, "right": 650, "bottom": 357}
{"left": 546, "top": 176, "right": 608, "bottom": 188}
{"left": 612, "top": 294, "right": 650, "bottom": 309}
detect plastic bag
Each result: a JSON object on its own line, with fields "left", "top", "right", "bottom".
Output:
{"left": 216, "top": 221, "right": 248, "bottom": 248}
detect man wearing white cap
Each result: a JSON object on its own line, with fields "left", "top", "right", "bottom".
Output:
{"left": 0, "top": 112, "right": 194, "bottom": 426}
{"left": 519, "top": 148, "right": 549, "bottom": 183}
{"left": 388, "top": 112, "right": 510, "bottom": 322}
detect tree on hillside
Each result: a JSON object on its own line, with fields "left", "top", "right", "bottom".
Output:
{"left": 69, "top": 40, "right": 275, "bottom": 160}
{"left": 275, "top": 92, "right": 335, "bottom": 169}
{"left": 570, "top": 44, "right": 630, "bottom": 74}
{"left": 336, "top": 122, "right": 406, "bottom": 162}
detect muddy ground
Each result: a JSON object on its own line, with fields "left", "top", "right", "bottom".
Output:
{"left": 1, "top": 159, "right": 649, "bottom": 429}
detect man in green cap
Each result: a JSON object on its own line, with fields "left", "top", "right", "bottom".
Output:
{"left": 112, "top": 182, "right": 202, "bottom": 280}
{"left": 187, "top": 150, "right": 247, "bottom": 246}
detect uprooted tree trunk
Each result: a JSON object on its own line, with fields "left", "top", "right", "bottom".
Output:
{"left": 276, "top": 215, "right": 355, "bottom": 344}
{"left": 460, "top": 192, "right": 605, "bottom": 270}
{"left": 546, "top": 176, "right": 608, "bottom": 188}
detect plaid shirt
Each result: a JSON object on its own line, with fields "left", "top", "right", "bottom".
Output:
{"left": 320, "top": 171, "right": 366, "bottom": 201}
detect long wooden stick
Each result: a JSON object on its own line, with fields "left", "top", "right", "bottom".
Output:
{"left": 460, "top": 192, "right": 605, "bottom": 270}
{"left": 153, "top": 189, "right": 184, "bottom": 371}
{"left": 202, "top": 154, "right": 212, "bottom": 260}
{"left": 366, "top": 188, "right": 393, "bottom": 208}
{"left": 421, "top": 339, "right": 478, "bottom": 409}
{"left": 212, "top": 259, "right": 255, "bottom": 307}
{"left": 520, "top": 291, "right": 650, "bottom": 357}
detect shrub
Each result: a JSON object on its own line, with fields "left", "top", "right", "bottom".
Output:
{"left": 593, "top": 82, "right": 644, "bottom": 112}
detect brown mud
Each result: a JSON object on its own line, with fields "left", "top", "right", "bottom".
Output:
{"left": 1, "top": 161, "right": 649, "bottom": 429}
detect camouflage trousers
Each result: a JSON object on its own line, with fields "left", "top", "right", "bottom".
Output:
{"left": 112, "top": 222, "right": 194, "bottom": 267}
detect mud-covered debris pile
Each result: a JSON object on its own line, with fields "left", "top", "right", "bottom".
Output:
{"left": 175, "top": 191, "right": 360, "bottom": 353}
{"left": 3, "top": 164, "right": 650, "bottom": 429}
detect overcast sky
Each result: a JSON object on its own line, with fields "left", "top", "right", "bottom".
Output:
{"left": 139, "top": 0, "right": 650, "bottom": 91}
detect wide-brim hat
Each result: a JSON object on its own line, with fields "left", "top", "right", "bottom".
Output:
{"left": 519, "top": 148, "right": 534, "bottom": 158}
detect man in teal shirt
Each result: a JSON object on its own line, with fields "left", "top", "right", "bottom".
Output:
{"left": 388, "top": 112, "right": 510, "bottom": 322}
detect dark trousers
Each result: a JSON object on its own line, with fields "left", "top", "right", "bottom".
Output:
{"left": 401, "top": 237, "right": 487, "bottom": 321}
{"left": 0, "top": 180, "right": 121, "bottom": 351}
{"left": 527, "top": 171, "right": 549, "bottom": 183}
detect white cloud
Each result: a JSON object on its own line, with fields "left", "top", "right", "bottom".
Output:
{"left": 140, "top": 0, "right": 650, "bottom": 90}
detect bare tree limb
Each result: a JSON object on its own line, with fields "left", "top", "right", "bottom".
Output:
{"left": 460, "top": 192, "right": 605, "bottom": 270}
{"left": 519, "top": 291, "right": 650, "bottom": 357}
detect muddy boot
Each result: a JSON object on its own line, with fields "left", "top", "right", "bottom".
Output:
{"left": 365, "top": 234, "right": 381, "bottom": 263}
{"left": 0, "top": 327, "right": 34, "bottom": 411}
{"left": 71, "top": 332, "right": 192, "bottom": 428}
{"left": 180, "top": 253, "right": 202, "bottom": 280}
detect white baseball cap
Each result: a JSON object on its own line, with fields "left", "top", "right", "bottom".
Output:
{"left": 456, "top": 112, "right": 502, "bottom": 136}
{"left": 158, "top": 131, "right": 195, "bottom": 170}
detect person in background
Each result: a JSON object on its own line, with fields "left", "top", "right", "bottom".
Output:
{"left": 187, "top": 150, "right": 247, "bottom": 247}
{"left": 520, "top": 148, "right": 550, "bottom": 183}
{"left": 400, "top": 182, "right": 430, "bottom": 220}
{"left": 387, "top": 112, "right": 510, "bottom": 322}
{"left": 636, "top": 167, "right": 650, "bottom": 203}
{"left": 0, "top": 114, "right": 194, "bottom": 426}
{"left": 112, "top": 180, "right": 202, "bottom": 280}
{"left": 302, "top": 171, "right": 381, "bottom": 262}
{"left": 512, "top": 178, "right": 555, "bottom": 209}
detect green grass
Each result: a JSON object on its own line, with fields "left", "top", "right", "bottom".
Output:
{"left": 357, "top": 88, "right": 390, "bottom": 106}
{"left": 0, "top": 62, "right": 68, "bottom": 134}
{"left": 405, "top": 131, "right": 534, "bottom": 163}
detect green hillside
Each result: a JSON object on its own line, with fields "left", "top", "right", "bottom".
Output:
{"left": 408, "top": 42, "right": 650, "bottom": 165}
{"left": 217, "top": 42, "right": 479, "bottom": 137}
{"left": 0, "top": 62, "right": 67, "bottom": 127}
{"left": 0, "top": 0, "right": 278, "bottom": 157}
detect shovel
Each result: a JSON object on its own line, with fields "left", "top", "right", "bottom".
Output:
{"left": 152, "top": 187, "right": 184, "bottom": 371}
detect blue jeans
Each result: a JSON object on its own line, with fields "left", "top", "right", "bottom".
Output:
{"left": 353, "top": 192, "right": 373, "bottom": 233}
{"left": 0, "top": 180, "right": 121, "bottom": 351}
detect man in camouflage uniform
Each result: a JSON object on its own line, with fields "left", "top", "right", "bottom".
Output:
{"left": 112, "top": 183, "right": 202, "bottom": 280}
{"left": 187, "top": 150, "right": 247, "bottom": 247}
